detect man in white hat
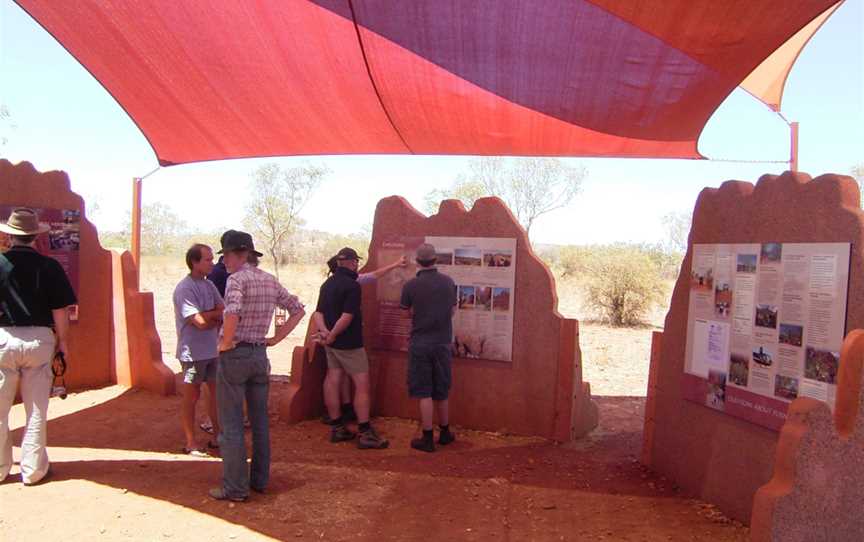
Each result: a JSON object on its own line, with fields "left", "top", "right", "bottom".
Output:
{"left": 0, "top": 207, "right": 76, "bottom": 485}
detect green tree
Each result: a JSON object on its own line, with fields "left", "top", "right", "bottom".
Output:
{"left": 425, "top": 157, "right": 586, "bottom": 238}
{"left": 661, "top": 211, "right": 692, "bottom": 256}
{"left": 140, "top": 202, "right": 187, "bottom": 254}
{"left": 851, "top": 164, "right": 864, "bottom": 208}
{"left": 581, "top": 244, "right": 666, "bottom": 326}
{"left": 244, "top": 163, "right": 327, "bottom": 279}
{"left": 0, "top": 104, "right": 14, "bottom": 147}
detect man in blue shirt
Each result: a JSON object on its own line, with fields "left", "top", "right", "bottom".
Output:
{"left": 173, "top": 244, "right": 224, "bottom": 455}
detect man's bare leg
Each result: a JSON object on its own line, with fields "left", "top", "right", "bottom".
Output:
{"left": 434, "top": 399, "right": 449, "bottom": 427}
{"left": 323, "top": 368, "right": 344, "bottom": 421}
{"left": 418, "top": 398, "right": 434, "bottom": 431}
{"left": 182, "top": 383, "right": 201, "bottom": 450}
{"left": 339, "top": 376, "right": 352, "bottom": 405}
{"left": 435, "top": 399, "right": 455, "bottom": 445}
{"left": 349, "top": 372, "right": 371, "bottom": 423}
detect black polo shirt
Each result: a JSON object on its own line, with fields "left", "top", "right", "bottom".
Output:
{"left": 400, "top": 267, "right": 457, "bottom": 346}
{"left": 315, "top": 267, "right": 363, "bottom": 350}
{"left": 0, "top": 246, "right": 77, "bottom": 327}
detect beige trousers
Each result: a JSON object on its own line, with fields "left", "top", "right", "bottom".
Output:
{"left": 0, "top": 326, "right": 56, "bottom": 484}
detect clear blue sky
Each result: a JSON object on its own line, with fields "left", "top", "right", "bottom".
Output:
{"left": 1, "top": 0, "right": 862, "bottom": 246}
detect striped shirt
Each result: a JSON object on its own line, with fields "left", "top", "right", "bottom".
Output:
{"left": 224, "top": 263, "right": 304, "bottom": 343}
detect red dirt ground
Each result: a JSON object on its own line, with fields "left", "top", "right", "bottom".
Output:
{"left": 3, "top": 378, "right": 747, "bottom": 541}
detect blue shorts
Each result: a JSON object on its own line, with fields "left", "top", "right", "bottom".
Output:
{"left": 180, "top": 357, "right": 217, "bottom": 385}
{"left": 407, "top": 344, "right": 452, "bottom": 401}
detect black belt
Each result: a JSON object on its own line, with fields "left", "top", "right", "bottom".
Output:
{"left": 236, "top": 341, "right": 266, "bottom": 348}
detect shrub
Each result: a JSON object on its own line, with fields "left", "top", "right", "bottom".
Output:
{"left": 581, "top": 244, "right": 666, "bottom": 326}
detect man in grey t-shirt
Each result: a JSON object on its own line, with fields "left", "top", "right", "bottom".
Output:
{"left": 173, "top": 244, "right": 224, "bottom": 455}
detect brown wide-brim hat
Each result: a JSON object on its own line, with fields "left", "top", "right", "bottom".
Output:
{"left": 0, "top": 207, "right": 51, "bottom": 236}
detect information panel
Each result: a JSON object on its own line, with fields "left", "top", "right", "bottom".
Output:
{"left": 0, "top": 205, "right": 81, "bottom": 318}
{"left": 683, "top": 242, "right": 851, "bottom": 431}
{"left": 374, "top": 236, "right": 516, "bottom": 362}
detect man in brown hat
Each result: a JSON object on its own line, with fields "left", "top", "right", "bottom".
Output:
{"left": 0, "top": 207, "right": 76, "bottom": 485}
{"left": 209, "top": 230, "right": 305, "bottom": 502}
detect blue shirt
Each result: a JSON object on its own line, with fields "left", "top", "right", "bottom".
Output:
{"left": 173, "top": 275, "right": 223, "bottom": 362}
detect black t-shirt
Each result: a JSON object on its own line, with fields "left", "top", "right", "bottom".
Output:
{"left": 400, "top": 268, "right": 457, "bottom": 346}
{"left": 315, "top": 267, "right": 363, "bottom": 350}
{"left": 0, "top": 246, "right": 77, "bottom": 327}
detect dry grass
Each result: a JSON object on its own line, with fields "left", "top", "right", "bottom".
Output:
{"left": 140, "top": 256, "right": 672, "bottom": 396}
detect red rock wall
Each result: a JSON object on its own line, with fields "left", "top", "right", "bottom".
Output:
{"left": 363, "top": 196, "right": 597, "bottom": 440}
{"left": 751, "top": 329, "right": 864, "bottom": 542}
{"left": 1, "top": 160, "right": 174, "bottom": 396}
{"left": 647, "top": 171, "right": 864, "bottom": 523}
{"left": 281, "top": 195, "right": 598, "bottom": 440}
{"left": 1, "top": 160, "right": 113, "bottom": 391}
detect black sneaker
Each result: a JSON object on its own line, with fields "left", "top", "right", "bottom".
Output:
{"left": 330, "top": 425, "right": 356, "bottom": 443}
{"left": 320, "top": 413, "right": 334, "bottom": 425}
{"left": 438, "top": 430, "right": 456, "bottom": 446}
{"left": 357, "top": 427, "right": 389, "bottom": 449}
{"left": 410, "top": 437, "right": 435, "bottom": 453}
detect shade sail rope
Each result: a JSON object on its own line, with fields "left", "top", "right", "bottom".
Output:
{"left": 346, "top": 0, "right": 413, "bottom": 154}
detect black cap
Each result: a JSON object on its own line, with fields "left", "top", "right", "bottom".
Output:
{"left": 335, "top": 247, "right": 362, "bottom": 261}
{"left": 218, "top": 230, "right": 263, "bottom": 257}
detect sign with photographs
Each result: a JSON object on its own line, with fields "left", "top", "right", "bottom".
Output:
{"left": 374, "top": 236, "right": 516, "bottom": 362}
{"left": 683, "top": 242, "right": 851, "bottom": 431}
{"left": 0, "top": 205, "right": 81, "bottom": 319}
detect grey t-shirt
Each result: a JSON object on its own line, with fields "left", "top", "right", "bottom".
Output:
{"left": 173, "top": 275, "right": 223, "bottom": 362}
{"left": 400, "top": 268, "right": 457, "bottom": 346}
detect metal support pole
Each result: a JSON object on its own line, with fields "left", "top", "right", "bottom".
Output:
{"left": 131, "top": 177, "right": 143, "bottom": 284}
{"left": 790, "top": 122, "right": 799, "bottom": 172}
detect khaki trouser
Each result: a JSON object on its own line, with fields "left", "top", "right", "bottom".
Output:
{"left": 0, "top": 326, "right": 56, "bottom": 484}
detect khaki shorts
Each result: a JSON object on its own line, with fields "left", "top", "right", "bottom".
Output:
{"left": 324, "top": 347, "right": 369, "bottom": 374}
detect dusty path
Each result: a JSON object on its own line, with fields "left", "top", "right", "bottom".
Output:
{"left": 3, "top": 381, "right": 746, "bottom": 541}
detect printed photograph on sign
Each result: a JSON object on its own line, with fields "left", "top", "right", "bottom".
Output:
{"left": 454, "top": 248, "right": 482, "bottom": 266}
{"left": 736, "top": 254, "right": 758, "bottom": 273}
{"left": 690, "top": 267, "right": 714, "bottom": 291}
{"left": 454, "top": 332, "right": 487, "bottom": 360}
{"left": 706, "top": 370, "right": 727, "bottom": 410}
{"left": 458, "top": 286, "right": 476, "bottom": 309}
{"left": 475, "top": 286, "right": 492, "bottom": 311}
{"left": 436, "top": 252, "right": 453, "bottom": 265}
{"left": 778, "top": 323, "right": 804, "bottom": 347}
{"left": 483, "top": 250, "right": 512, "bottom": 268}
{"left": 755, "top": 304, "right": 778, "bottom": 329}
{"left": 760, "top": 243, "right": 782, "bottom": 264}
{"left": 714, "top": 281, "right": 732, "bottom": 318}
{"left": 49, "top": 209, "right": 81, "bottom": 251}
{"left": 492, "top": 288, "right": 511, "bottom": 312}
{"left": 752, "top": 344, "right": 775, "bottom": 368}
{"left": 728, "top": 354, "right": 750, "bottom": 386}
{"left": 774, "top": 375, "right": 799, "bottom": 400}
{"left": 804, "top": 346, "right": 839, "bottom": 384}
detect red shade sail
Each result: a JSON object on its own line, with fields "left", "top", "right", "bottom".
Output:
{"left": 16, "top": 0, "right": 841, "bottom": 166}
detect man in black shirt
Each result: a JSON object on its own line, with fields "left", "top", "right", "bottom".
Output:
{"left": 206, "top": 229, "right": 238, "bottom": 298}
{"left": 0, "top": 208, "right": 76, "bottom": 485}
{"left": 313, "top": 247, "right": 388, "bottom": 449}
{"left": 400, "top": 243, "right": 457, "bottom": 452}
